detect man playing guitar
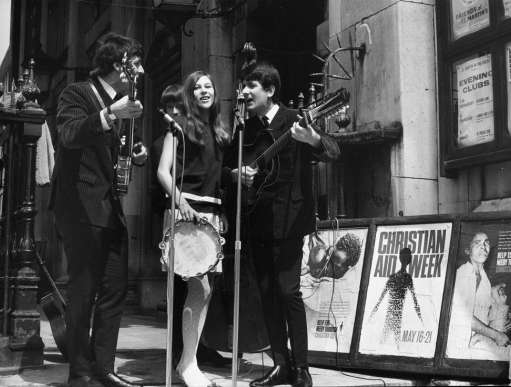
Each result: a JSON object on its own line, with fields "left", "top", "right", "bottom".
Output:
{"left": 50, "top": 32, "right": 146, "bottom": 387}
{"left": 228, "top": 62, "right": 340, "bottom": 387}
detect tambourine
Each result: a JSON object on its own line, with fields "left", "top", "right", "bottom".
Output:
{"left": 159, "top": 218, "right": 225, "bottom": 280}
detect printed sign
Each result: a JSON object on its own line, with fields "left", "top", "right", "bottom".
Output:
{"left": 505, "top": 0, "right": 511, "bottom": 18}
{"left": 451, "top": 0, "right": 489, "bottom": 39}
{"left": 506, "top": 45, "right": 511, "bottom": 135}
{"left": 456, "top": 54, "right": 494, "bottom": 148}
{"left": 446, "top": 222, "right": 511, "bottom": 361}
{"left": 300, "top": 228, "right": 368, "bottom": 353}
{"left": 359, "top": 223, "right": 452, "bottom": 358}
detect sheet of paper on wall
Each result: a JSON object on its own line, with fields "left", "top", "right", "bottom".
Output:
{"left": 456, "top": 54, "right": 494, "bottom": 148}
{"left": 451, "top": 0, "right": 490, "bottom": 39}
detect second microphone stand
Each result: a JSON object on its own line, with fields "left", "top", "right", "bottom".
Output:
{"left": 165, "top": 119, "right": 180, "bottom": 387}
{"left": 231, "top": 89, "right": 247, "bottom": 387}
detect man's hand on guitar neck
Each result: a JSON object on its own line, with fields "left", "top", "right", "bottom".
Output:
{"left": 109, "top": 95, "right": 144, "bottom": 120}
{"left": 291, "top": 117, "right": 322, "bottom": 148}
{"left": 232, "top": 165, "right": 258, "bottom": 187}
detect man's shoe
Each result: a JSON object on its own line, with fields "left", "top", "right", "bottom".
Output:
{"left": 249, "top": 365, "right": 291, "bottom": 387}
{"left": 68, "top": 375, "right": 104, "bottom": 387}
{"left": 97, "top": 373, "right": 136, "bottom": 387}
{"left": 293, "top": 367, "right": 312, "bottom": 387}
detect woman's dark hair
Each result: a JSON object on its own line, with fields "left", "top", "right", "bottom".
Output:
{"left": 243, "top": 62, "right": 281, "bottom": 103}
{"left": 160, "top": 84, "right": 184, "bottom": 113}
{"left": 182, "top": 70, "right": 230, "bottom": 146}
{"left": 90, "top": 32, "right": 143, "bottom": 77}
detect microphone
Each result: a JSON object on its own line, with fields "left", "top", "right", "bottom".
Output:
{"left": 236, "top": 90, "right": 248, "bottom": 120}
{"left": 158, "top": 108, "right": 183, "bottom": 133}
{"left": 234, "top": 91, "right": 247, "bottom": 132}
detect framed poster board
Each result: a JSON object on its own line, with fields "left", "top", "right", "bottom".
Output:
{"left": 301, "top": 221, "right": 369, "bottom": 367}
{"left": 306, "top": 213, "right": 511, "bottom": 381}
{"left": 440, "top": 213, "right": 511, "bottom": 379}
{"left": 358, "top": 221, "right": 452, "bottom": 358}
{"left": 350, "top": 218, "right": 456, "bottom": 376}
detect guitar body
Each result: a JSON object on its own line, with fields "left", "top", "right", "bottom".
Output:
{"left": 40, "top": 291, "right": 68, "bottom": 360}
{"left": 36, "top": 252, "right": 68, "bottom": 360}
{"left": 242, "top": 129, "right": 280, "bottom": 211}
{"left": 237, "top": 87, "right": 350, "bottom": 211}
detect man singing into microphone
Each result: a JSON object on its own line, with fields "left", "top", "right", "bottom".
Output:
{"left": 50, "top": 32, "right": 147, "bottom": 387}
{"left": 225, "top": 62, "right": 339, "bottom": 387}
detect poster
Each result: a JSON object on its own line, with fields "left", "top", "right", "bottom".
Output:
{"left": 359, "top": 223, "right": 452, "bottom": 358}
{"left": 505, "top": 0, "right": 511, "bottom": 18}
{"left": 451, "top": 0, "right": 489, "bottom": 39}
{"left": 456, "top": 54, "right": 494, "bottom": 148}
{"left": 300, "top": 228, "right": 367, "bottom": 353}
{"left": 446, "top": 222, "right": 511, "bottom": 361}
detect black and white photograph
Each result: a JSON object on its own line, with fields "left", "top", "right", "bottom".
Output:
{"left": 1, "top": 0, "right": 511, "bottom": 386}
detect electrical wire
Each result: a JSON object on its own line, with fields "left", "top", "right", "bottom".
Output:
{"left": 76, "top": 0, "right": 248, "bottom": 19}
{"left": 320, "top": 225, "right": 388, "bottom": 387}
{"left": 340, "top": 371, "right": 387, "bottom": 386}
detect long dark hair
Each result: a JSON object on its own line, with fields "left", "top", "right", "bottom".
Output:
{"left": 182, "top": 71, "right": 230, "bottom": 146}
{"left": 90, "top": 32, "right": 142, "bottom": 77}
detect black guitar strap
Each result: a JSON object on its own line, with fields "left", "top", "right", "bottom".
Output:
{"left": 89, "top": 82, "right": 106, "bottom": 109}
{"left": 89, "top": 81, "right": 122, "bottom": 136}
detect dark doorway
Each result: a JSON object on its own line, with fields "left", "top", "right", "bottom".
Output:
{"left": 246, "top": 0, "right": 327, "bottom": 104}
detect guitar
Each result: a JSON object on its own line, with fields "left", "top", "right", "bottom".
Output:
{"left": 115, "top": 52, "right": 139, "bottom": 195}
{"left": 36, "top": 251, "right": 68, "bottom": 360}
{"left": 241, "top": 87, "right": 349, "bottom": 211}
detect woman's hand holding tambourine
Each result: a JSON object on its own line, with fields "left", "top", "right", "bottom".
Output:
{"left": 178, "top": 198, "right": 200, "bottom": 222}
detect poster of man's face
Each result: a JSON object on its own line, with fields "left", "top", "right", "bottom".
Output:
{"left": 446, "top": 221, "right": 511, "bottom": 361}
{"left": 359, "top": 223, "right": 452, "bottom": 358}
{"left": 300, "top": 228, "right": 367, "bottom": 353}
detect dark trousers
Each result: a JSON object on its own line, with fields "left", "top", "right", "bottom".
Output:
{"left": 57, "top": 221, "right": 128, "bottom": 379}
{"left": 251, "top": 238, "right": 308, "bottom": 368}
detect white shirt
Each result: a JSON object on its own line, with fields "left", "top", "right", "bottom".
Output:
{"left": 261, "top": 103, "right": 279, "bottom": 126}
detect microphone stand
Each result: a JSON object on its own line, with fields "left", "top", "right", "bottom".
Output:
{"left": 165, "top": 120, "right": 180, "bottom": 387}
{"left": 231, "top": 90, "right": 246, "bottom": 387}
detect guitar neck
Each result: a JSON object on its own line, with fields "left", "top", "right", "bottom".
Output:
{"left": 125, "top": 78, "right": 137, "bottom": 151}
{"left": 128, "top": 81, "right": 136, "bottom": 101}
{"left": 254, "top": 130, "right": 292, "bottom": 165}
{"left": 250, "top": 88, "right": 348, "bottom": 166}
{"left": 252, "top": 112, "right": 311, "bottom": 165}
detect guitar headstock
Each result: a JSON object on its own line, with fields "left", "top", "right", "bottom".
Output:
{"left": 306, "top": 88, "right": 350, "bottom": 123}
{"left": 240, "top": 42, "right": 257, "bottom": 79}
{"left": 121, "top": 52, "right": 138, "bottom": 100}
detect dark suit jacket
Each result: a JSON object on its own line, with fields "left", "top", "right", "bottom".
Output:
{"left": 224, "top": 104, "right": 340, "bottom": 241}
{"left": 50, "top": 77, "right": 124, "bottom": 229}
